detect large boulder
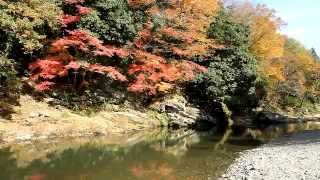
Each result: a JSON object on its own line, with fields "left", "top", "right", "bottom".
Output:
{"left": 152, "top": 95, "right": 217, "bottom": 128}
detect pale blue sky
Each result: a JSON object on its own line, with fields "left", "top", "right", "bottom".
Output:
{"left": 252, "top": 0, "right": 320, "bottom": 54}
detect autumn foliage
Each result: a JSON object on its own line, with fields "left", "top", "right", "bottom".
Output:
{"left": 27, "top": 0, "right": 211, "bottom": 95}
{"left": 29, "top": 30, "right": 128, "bottom": 91}
{"left": 29, "top": 0, "right": 127, "bottom": 91}
{"left": 1, "top": 0, "right": 317, "bottom": 113}
{"left": 128, "top": 50, "right": 207, "bottom": 95}
{"left": 125, "top": 0, "right": 219, "bottom": 95}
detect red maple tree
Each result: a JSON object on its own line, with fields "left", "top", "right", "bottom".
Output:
{"left": 29, "top": 0, "right": 128, "bottom": 91}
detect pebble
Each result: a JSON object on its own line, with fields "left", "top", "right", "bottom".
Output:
{"left": 222, "top": 131, "right": 320, "bottom": 180}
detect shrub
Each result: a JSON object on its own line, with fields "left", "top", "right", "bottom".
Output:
{"left": 188, "top": 48, "right": 258, "bottom": 112}
{"left": 187, "top": 8, "right": 258, "bottom": 114}
{"left": 0, "top": 56, "right": 20, "bottom": 118}
{"left": 0, "top": 56, "right": 18, "bottom": 93}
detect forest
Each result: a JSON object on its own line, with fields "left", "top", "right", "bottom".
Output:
{"left": 0, "top": 0, "right": 319, "bottom": 123}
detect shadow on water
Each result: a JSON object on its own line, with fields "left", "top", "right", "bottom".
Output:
{"left": 1, "top": 121, "right": 320, "bottom": 180}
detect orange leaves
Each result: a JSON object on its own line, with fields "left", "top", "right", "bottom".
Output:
{"left": 133, "top": 27, "right": 153, "bottom": 48}
{"left": 130, "top": 0, "right": 220, "bottom": 58}
{"left": 127, "top": 50, "right": 207, "bottom": 95}
{"left": 160, "top": 27, "right": 193, "bottom": 44}
{"left": 125, "top": 1, "right": 216, "bottom": 96}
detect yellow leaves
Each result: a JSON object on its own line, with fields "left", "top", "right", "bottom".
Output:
{"left": 258, "top": 58, "right": 285, "bottom": 83}
{"left": 249, "top": 16, "right": 285, "bottom": 61}
{"left": 229, "top": 1, "right": 285, "bottom": 61}
{"left": 157, "top": 82, "right": 173, "bottom": 93}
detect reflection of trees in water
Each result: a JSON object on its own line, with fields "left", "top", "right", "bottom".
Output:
{"left": 130, "top": 161, "right": 177, "bottom": 180}
{"left": 0, "top": 129, "right": 240, "bottom": 180}
{"left": 234, "top": 122, "right": 320, "bottom": 142}
{"left": 0, "top": 144, "right": 133, "bottom": 180}
{"left": 2, "top": 123, "right": 317, "bottom": 180}
{"left": 0, "top": 148, "right": 20, "bottom": 180}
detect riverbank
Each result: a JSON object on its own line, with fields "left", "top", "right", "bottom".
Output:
{"left": 222, "top": 130, "right": 320, "bottom": 180}
{"left": 1, "top": 94, "right": 320, "bottom": 146}
{"left": 0, "top": 95, "right": 164, "bottom": 145}
{"left": 0, "top": 94, "right": 219, "bottom": 146}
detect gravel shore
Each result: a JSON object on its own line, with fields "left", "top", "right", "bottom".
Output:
{"left": 222, "top": 130, "right": 320, "bottom": 180}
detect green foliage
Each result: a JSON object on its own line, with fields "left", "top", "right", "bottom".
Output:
{"left": 151, "top": 13, "right": 167, "bottom": 32}
{"left": 0, "top": 0, "right": 62, "bottom": 55}
{"left": 208, "top": 8, "right": 250, "bottom": 47}
{"left": 0, "top": 56, "right": 20, "bottom": 118}
{"left": 188, "top": 9, "right": 258, "bottom": 114}
{"left": 78, "top": 0, "right": 145, "bottom": 44}
{"left": 188, "top": 48, "right": 258, "bottom": 112}
{"left": 0, "top": 56, "right": 17, "bottom": 92}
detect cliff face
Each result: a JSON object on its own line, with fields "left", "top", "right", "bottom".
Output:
{"left": 150, "top": 95, "right": 217, "bottom": 128}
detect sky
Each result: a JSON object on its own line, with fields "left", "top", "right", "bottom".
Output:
{"left": 252, "top": 0, "right": 320, "bottom": 54}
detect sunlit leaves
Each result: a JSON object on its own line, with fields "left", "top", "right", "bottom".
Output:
{"left": 127, "top": 50, "right": 207, "bottom": 95}
{"left": 0, "top": 0, "right": 62, "bottom": 54}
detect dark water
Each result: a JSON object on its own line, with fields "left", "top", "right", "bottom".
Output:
{"left": 1, "top": 122, "right": 320, "bottom": 180}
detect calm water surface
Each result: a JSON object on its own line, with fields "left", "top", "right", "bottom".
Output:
{"left": 1, "top": 122, "right": 320, "bottom": 180}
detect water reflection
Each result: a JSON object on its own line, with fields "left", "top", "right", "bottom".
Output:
{"left": 0, "top": 122, "right": 320, "bottom": 180}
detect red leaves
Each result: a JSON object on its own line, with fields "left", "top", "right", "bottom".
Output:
{"left": 50, "top": 30, "right": 129, "bottom": 58}
{"left": 65, "top": 61, "right": 80, "bottom": 70}
{"left": 62, "top": 0, "right": 90, "bottom": 27}
{"left": 62, "top": 15, "right": 81, "bottom": 27}
{"left": 76, "top": 5, "right": 91, "bottom": 15}
{"left": 29, "top": 57, "right": 127, "bottom": 91}
{"left": 64, "top": 0, "right": 85, "bottom": 5}
{"left": 29, "top": 30, "right": 128, "bottom": 91}
{"left": 35, "top": 81, "right": 55, "bottom": 91}
{"left": 127, "top": 50, "right": 207, "bottom": 95}
{"left": 28, "top": 0, "right": 208, "bottom": 96}
{"left": 87, "top": 64, "right": 127, "bottom": 82}
{"left": 93, "top": 46, "right": 129, "bottom": 58}
{"left": 29, "top": 59, "right": 67, "bottom": 80}
{"left": 29, "top": 0, "right": 128, "bottom": 92}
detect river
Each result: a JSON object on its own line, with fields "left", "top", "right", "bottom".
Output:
{"left": 1, "top": 122, "right": 320, "bottom": 180}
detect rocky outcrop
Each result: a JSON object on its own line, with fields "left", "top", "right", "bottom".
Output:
{"left": 152, "top": 95, "right": 217, "bottom": 128}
